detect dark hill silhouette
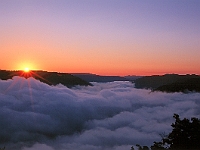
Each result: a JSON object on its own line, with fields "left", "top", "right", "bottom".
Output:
{"left": 0, "top": 70, "right": 92, "bottom": 87}
{"left": 71, "top": 73, "right": 129, "bottom": 82}
{"left": 134, "top": 74, "right": 200, "bottom": 93}
{"left": 154, "top": 78, "right": 200, "bottom": 93}
{"left": 123, "top": 75, "right": 142, "bottom": 81}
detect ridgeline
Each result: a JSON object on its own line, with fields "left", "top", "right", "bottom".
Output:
{"left": 71, "top": 73, "right": 129, "bottom": 82}
{"left": 0, "top": 70, "right": 92, "bottom": 88}
{"left": 134, "top": 74, "right": 200, "bottom": 93}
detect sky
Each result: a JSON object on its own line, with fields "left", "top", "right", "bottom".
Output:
{"left": 0, "top": 77, "right": 200, "bottom": 150}
{"left": 0, "top": 0, "right": 200, "bottom": 75}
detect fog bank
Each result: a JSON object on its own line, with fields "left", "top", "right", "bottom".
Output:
{"left": 0, "top": 77, "right": 199, "bottom": 150}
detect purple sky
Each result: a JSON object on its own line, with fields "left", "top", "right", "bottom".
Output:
{"left": 0, "top": 0, "right": 200, "bottom": 75}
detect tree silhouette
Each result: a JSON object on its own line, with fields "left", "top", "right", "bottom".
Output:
{"left": 151, "top": 114, "right": 200, "bottom": 150}
{"left": 132, "top": 114, "right": 200, "bottom": 150}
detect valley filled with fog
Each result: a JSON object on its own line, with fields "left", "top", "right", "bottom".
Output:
{"left": 0, "top": 77, "right": 200, "bottom": 150}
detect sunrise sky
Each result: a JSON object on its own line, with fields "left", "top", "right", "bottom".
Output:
{"left": 0, "top": 0, "right": 200, "bottom": 76}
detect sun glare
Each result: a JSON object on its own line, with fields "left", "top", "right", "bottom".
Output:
{"left": 24, "top": 67, "right": 30, "bottom": 72}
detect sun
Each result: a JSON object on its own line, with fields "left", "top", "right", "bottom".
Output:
{"left": 24, "top": 67, "right": 30, "bottom": 73}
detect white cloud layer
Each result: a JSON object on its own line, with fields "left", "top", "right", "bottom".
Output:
{"left": 0, "top": 77, "right": 200, "bottom": 150}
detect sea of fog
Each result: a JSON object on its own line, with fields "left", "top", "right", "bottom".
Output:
{"left": 0, "top": 77, "right": 200, "bottom": 150}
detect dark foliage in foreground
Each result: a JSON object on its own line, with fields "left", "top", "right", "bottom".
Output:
{"left": 131, "top": 114, "right": 200, "bottom": 150}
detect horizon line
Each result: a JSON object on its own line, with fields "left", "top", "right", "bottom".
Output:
{"left": 0, "top": 69, "right": 200, "bottom": 77}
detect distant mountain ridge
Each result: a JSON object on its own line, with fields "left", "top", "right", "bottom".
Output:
{"left": 71, "top": 73, "right": 141, "bottom": 82}
{"left": 134, "top": 74, "right": 200, "bottom": 93}
{"left": 71, "top": 73, "right": 128, "bottom": 82}
{"left": 0, "top": 70, "right": 92, "bottom": 87}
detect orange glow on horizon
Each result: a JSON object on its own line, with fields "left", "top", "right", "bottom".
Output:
{"left": 0, "top": 1, "right": 199, "bottom": 77}
{"left": 1, "top": 59, "right": 200, "bottom": 77}
{"left": 24, "top": 67, "right": 30, "bottom": 72}
{"left": 14, "top": 60, "right": 40, "bottom": 72}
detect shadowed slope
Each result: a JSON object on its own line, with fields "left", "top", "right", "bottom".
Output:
{"left": 134, "top": 74, "right": 200, "bottom": 93}
{"left": 0, "top": 70, "right": 92, "bottom": 87}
